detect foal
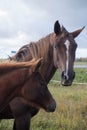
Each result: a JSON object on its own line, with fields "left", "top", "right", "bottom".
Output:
{"left": 0, "top": 59, "right": 56, "bottom": 113}
{"left": 0, "top": 59, "right": 41, "bottom": 111}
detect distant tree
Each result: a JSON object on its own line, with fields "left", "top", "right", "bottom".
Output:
{"left": 76, "top": 58, "right": 87, "bottom": 62}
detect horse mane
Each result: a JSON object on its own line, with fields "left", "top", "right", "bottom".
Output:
{"left": 0, "top": 60, "right": 32, "bottom": 69}
{"left": 27, "top": 33, "right": 55, "bottom": 62}
{"left": 0, "top": 59, "right": 40, "bottom": 76}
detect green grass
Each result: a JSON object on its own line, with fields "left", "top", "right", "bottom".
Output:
{"left": 74, "top": 68, "right": 87, "bottom": 83}
{"left": 31, "top": 84, "right": 87, "bottom": 130}
{"left": 52, "top": 68, "right": 87, "bottom": 83}
{"left": 0, "top": 120, "right": 13, "bottom": 130}
{"left": 1, "top": 84, "right": 87, "bottom": 130}
{"left": 0, "top": 68, "right": 87, "bottom": 130}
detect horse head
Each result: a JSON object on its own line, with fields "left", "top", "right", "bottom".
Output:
{"left": 53, "top": 20, "right": 84, "bottom": 86}
{"left": 21, "top": 59, "right": 56, "bottom": 112}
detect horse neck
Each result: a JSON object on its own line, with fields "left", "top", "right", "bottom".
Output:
{"left": 29, "top": 33, "right": 57, "bottom": 83}
{"left": 0, "top": 68, "right": 28, "bottom": 111}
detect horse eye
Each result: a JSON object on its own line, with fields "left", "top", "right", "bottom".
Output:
{"left": 73, "top": 44, "right": 77, "bottom": 52}
{"left": 75, "top": 43, "right": 77, "bottom": 49}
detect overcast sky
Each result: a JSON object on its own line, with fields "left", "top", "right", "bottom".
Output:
{"left": 0, "top": 0, "right": 87, "bottom": 58}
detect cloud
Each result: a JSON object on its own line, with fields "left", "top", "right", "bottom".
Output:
{"left": 0, "top": 0, "right": 87, "bottom": 58}
{"left": 0, "top": 10, "right": 7, "bottom": 16}
{"left": 76, "top": 48, "right": 87, "bottom": 58}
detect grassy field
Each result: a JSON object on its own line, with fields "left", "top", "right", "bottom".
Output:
{"left": 0, "top": 68, "right": 87, "bottom": 130}
{"left": 52, "top": 68, "right": 87, "bottom": 83}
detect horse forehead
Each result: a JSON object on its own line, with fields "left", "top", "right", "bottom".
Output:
{"left": 64, "top": 38, "right": 76, "bottom": 49}
{"left": 64, "top": 40, "right": 70, "bottom": 49}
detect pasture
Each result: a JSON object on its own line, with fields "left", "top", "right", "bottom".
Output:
{"left": 0, "top": 66, "right": 87, "bottom": 130}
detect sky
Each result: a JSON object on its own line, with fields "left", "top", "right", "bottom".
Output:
{"left": 0, "top": 0, "right": 87, "bottom": 58}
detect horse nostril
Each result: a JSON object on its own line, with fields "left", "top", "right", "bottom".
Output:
{"left": 64, "top": 75, "right": 67, "bottom": 80}
{"left": 61, "top": 71, "right": 75, "bottom": 86}
{"left": 61, "top": 71, "right": 75, "bottom": 80}
{"left": 61, "top": 71, "right": 67, "bottom": 80}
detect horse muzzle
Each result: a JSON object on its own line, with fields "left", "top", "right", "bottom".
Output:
{"left": 46, "top": 99, "right": 56, "bottom": 112}
{"left": 61, "top": 71, "right": 75, "bottom": 86}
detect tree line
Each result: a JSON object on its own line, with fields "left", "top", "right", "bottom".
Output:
{"left": 76, "top": 58, "right": 87, "bottom": 62}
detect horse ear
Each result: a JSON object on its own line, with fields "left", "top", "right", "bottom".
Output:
{"left": 71, "top": 26, "right": 85, "bottom": 38}
{"left": 8, "top": 55, "right": 12, "bottom": 60}
{"left": 54, "top": 20, "right": 61, "bottom": 35}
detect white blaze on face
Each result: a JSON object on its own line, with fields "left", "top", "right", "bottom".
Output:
{"left": 64, "top": 40, "right": 70, "bottom": 80}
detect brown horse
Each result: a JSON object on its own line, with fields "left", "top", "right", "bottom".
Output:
{"left": 0, "top": 59, "right": 39, "bottom": 111}
{"left": 0, "top": 20, "right": 84, "bottom": 130}
{"left": 0, "top": 59, "right": 56, "bottom": 113}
